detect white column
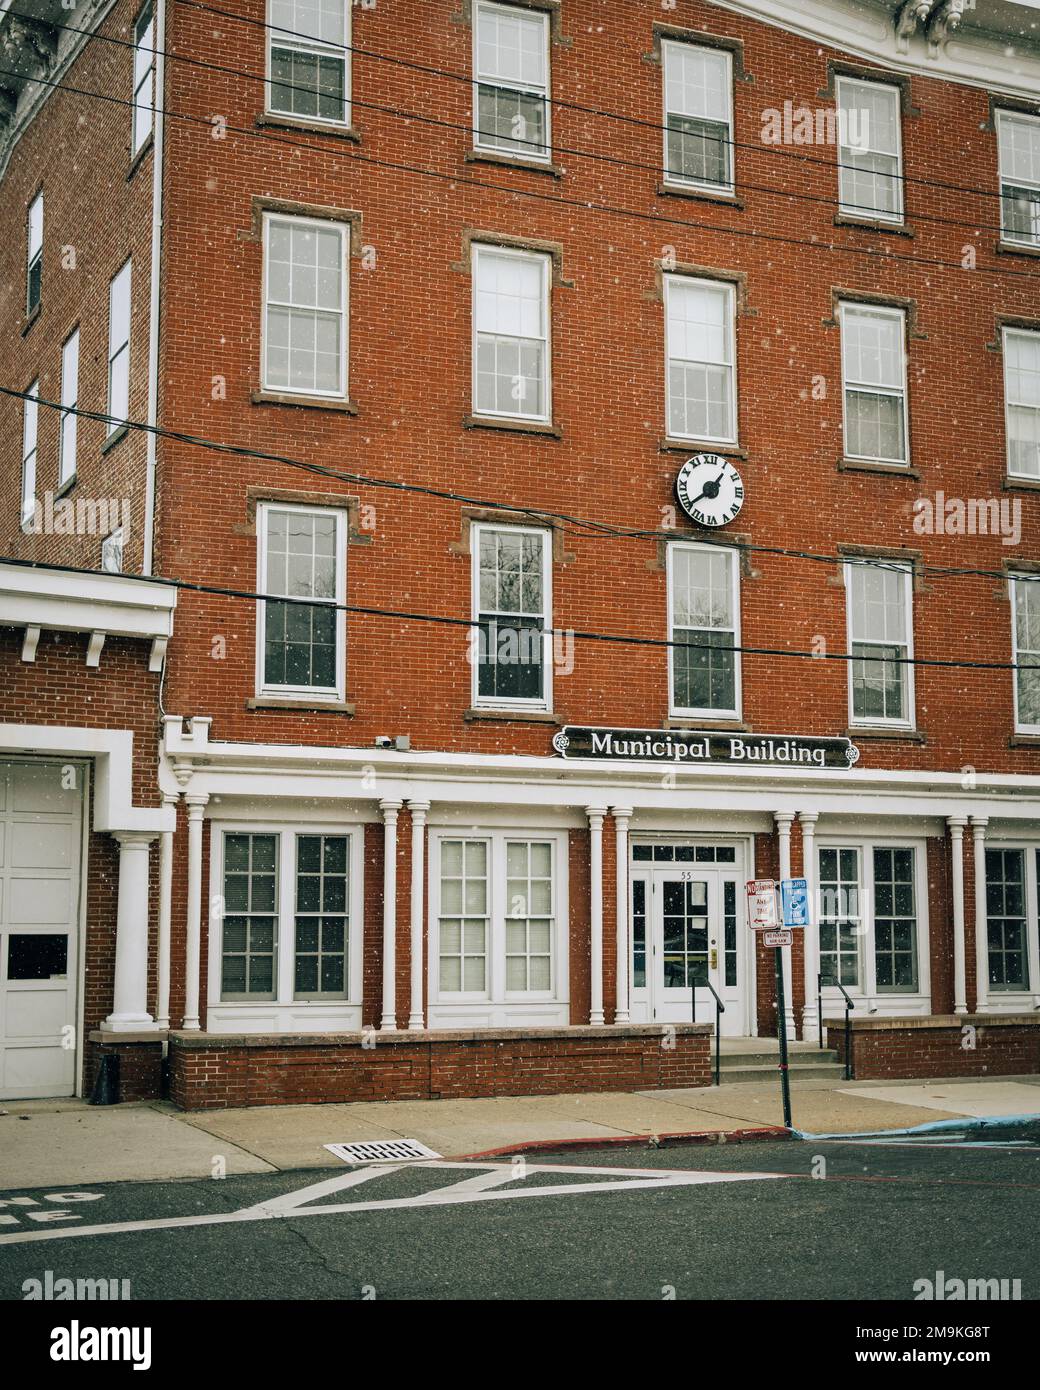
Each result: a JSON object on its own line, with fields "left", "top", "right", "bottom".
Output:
{"left": 407, "top": 800, "right": 430, "bottom": 1031}
{"left": 799, "top": 812, "right": 820, "bottom": 1042}
{"left": 775, "top": 812, "right": 798, "bottom": 1038}
{"left": 587, "top": 806, "right": 607, "bottom": 1025}
{"left": 156, "top": 792, "right": 178, "bottom": 1030}
{"left": 103, "top": 832, "right": 158, "bottom": 1031}
{"left": 380, "top": 800, "right": 403, "bottom": 1031}
{"left": 971, "top": 816, "right": 989, "bottom": 1013}
{"left": 613, "top": 806, "right": 633, "bottom": 1024}
{"left": 182, "top": 793, "right": 208, "bottom": 1031}
{"left": 948, "top": 817, "right": 968, "bottom": 1015}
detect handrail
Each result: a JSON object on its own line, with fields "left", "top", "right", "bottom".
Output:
{"left": 817, "top": 972, "right": 856, "bottom": 1080}
{"left": 702, "top": 979, "right": 726, "bottom": 1088}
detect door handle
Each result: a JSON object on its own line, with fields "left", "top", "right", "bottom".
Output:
{"left": 709, "top": 947, "right": 718, "bottom": 970}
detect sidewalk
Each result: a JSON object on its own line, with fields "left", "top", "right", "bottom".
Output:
{"left": 2, "top": 1074, "right": 1038, "bottom": 1189}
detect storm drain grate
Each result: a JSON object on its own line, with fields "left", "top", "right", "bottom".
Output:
{"left": 325, "top": 1139, "right": 442, "bottom": 1163}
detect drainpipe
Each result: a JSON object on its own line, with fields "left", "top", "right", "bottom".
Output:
{"left": 142, "top": 0, "right": 165, "bottom": 576}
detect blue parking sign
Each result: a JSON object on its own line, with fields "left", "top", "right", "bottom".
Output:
{"left": 781, "top": 877, "right": 809, "bottom": 927}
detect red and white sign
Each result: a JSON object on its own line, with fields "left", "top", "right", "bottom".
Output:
{"left": 763, "top": 929, "right": 794, "bottom": 948}
{"left": 746, "top": 879, "right": 778, "bottom": 930}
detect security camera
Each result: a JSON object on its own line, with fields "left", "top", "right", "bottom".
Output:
{"left": 374, "top": 735, "right": 392, "bottom": 748}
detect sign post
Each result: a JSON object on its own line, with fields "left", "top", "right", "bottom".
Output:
{"left": 746, "top": 878, "right": 807, "bottom": 1131}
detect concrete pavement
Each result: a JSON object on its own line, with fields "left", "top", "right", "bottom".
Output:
{"left": 2, "top": 1072, "right": 1038, "bottom": 1189}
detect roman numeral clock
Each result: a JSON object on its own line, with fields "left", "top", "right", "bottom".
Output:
{"left": 675, "top": 454, "right": 745, "bottom": 529}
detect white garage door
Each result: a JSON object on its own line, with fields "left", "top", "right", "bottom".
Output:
{"left": 0, "top": 760, "right": 83, "bottom": 1099}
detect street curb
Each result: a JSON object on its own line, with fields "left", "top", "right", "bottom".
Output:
{"left": 794, "top": 1110, "right": 1040, "bottom": 1142}
{"left": 452, "top": 1125, "right": 792, "bottom": 1160}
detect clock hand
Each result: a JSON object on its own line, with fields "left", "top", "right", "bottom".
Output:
{"left": 690, "top": 467, "right": 730, "bottom": 505}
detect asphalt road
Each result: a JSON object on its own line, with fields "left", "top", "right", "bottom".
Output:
{"left": 1, "top": 1131, "right": 1037, "bottom": 1303}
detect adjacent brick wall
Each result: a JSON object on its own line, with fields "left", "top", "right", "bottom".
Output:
{"left": 85, "top": 1037, "right": 165, "bottom": 1103}
{"left": 826, "top": 1016, "right": 1040, "bottom": 1079}
{"left": 168, "top": 1025, "right": 712, "bottom": 1111}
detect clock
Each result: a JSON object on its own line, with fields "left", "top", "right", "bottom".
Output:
{"left": 675, "top": 454, "right": 745, "bottom": 529}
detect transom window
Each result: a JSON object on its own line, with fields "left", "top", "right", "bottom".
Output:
{"left": 840, "top": 302, "right": 909, "bottom": 464}
{"left": 997, "top": 110, "right": 1040, "bottom": 249}
{"left": 1003, "top": 327, "right": 1040, "bottom": 479}
{"left": 263, "top": 213, "right": 348, "bottom": 398}
{"left": 985, "top": 849, "right": 1030, "bottom": 992}
{"left": 132, "top": 2, "right": 155, "bottom": 155}
{"left": 472, "top": 243, "right": 550, "bottom": 420}
{"left": 662, "top": 41, "right": 734, "bottom": 193}
{"left": 846, "top": 561, "right": 914, "bottom": 727}
{"left": 836, "top": 76, "right": 903, "bottom": 223}
{"left": 26, "top": 191, "right": 42, "bottom": 315}
{"left": 664, "top": 275, "right": 737, "bottom": 443}
{"left": 668, "top": 543, "right": 740, "bottom": 718}
{"left": 472, "top": 522, "right": 551, "bottom": 709}
{"left": 268, "top": 0, "right": 350, "bottom": 126}
{"left": 107, "top": 259, "right": 132, "bottom": 435}
{"left": 473, "top": 1, "right": 550, "bottom": 161}
{"left": 631, "top": 844, "right": 737, "bottom": 863}
{"left": 1012, "top": 574, "right": 1040, "bottom": 733}
{"left": 21, "top": 381, "right": 39, "bottom": 531}
{"left": 257, "top": 503, "right": 346, "bottom": 701}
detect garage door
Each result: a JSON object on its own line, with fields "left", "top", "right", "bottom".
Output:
{"left": 0, "top": 760, "right": 83, "bottom": 1099}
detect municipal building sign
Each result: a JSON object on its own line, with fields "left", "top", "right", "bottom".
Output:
{"left": 551, "top": 727, "right": 860, "bottom": 769}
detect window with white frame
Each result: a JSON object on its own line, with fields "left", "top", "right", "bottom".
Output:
{"left": 836, "top": 76, "right": 903, "bottom": 222}
{"left": 21, "top": 381, "right": 39, "bottom": 530}
{"left": 107, "top": 259, "right": 132, "bottom": 435}
{"left": 818, "top": 846, "right": 862, "bottom": 988}
{"left": 268, "top": 0, "right": 350, "bottom": 126}
{"left": 218, "top": 828, "right": 359, "bottom": 1006}
{"left": 473, "top": 1, "right": 550, "bottom": 161}
{"left": 668, "top": 542, "right": 740, "bottom": 717}
{"left": 472, "top": 522, "right": 550, "bottom": 708}
{"left": 435, "top": 834, "right": 559, "bottom": 1000}
{"left": 132, "top": 2, "right": 155, "bottom": 155}
{"left": 1012, "top": 574, "right": 1040, "bottom": 733}
{"left": 818, "top": 843, "right": 921, "bottom": 994}
{"left": 472, "top": 243, "right": 550, "bottom": 420}
{"left": 840, "top": 302, "right": 908, "bottom": 464}
{"left": 59, "top": 328, "right": 79, "bottom": 487}
{"left": 665, "top": 275, "right": 737, "bottom": 443}
{"left": 26, "top": 191, "right": 42, "bottom": 315}
{"left": 263, "top": 213, "right": 348, "bottom": 398}
{"left": 846, "top": 561, "right": 914, "bottom": 726}
{"left": 662, "top": 40, "right": 734, "bottom": 193}
{"left": 985, "top": 848, "right": 1030, "bottom": 992}
{"left": 1003, "top": 327, "right": 1040, "bottom": 479}
{"left": 257, "top": 503, "right": 346, "bottom": 701}
{"left": 997, "top": 110, "right": 1040, "bottom": 249}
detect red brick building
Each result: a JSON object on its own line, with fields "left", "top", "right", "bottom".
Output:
{"left": 1, "top": 0, "right": 1039, "bottom": 1107}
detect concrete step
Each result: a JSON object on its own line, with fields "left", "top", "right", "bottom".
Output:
{"left": 717, "top": 1055, "right": 847, "bottom": 1084}
{"left": 719, "top": 1048, "right": 840, "bottom": 1067}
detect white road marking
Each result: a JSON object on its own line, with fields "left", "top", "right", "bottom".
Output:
{"left": 0, "top": 1160, "right": 787, "bottom": 1247}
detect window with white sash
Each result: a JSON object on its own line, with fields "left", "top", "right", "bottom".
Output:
{"left": 840, "top": 302, "right": 908, "bottom": 464}
{"left": 668, "top": 542, "right": 740, "bottom": 718}
{"left": 846, "top": 561, "right": 914, "bottom": 727}
{"left": 473, "top": 1, "right": 550, "bottom": 162}
{"left": 132, "top": 2, "right": 155, "bottom": 155}
{"left": 1011, "top": 573, "right": 1040, "bottom": 733}
{"left": 26, "top": 191, "right": 42, "bottom": 315}
{"left": 984, "top": 849, "right": 1033, "bottom": 993}
{"left": 472, "top": 243, "right": 551, "bottom": 420}
{"left": 21, "top": 381, "right": 39, "bottom": 530}
{"left": 472, "top": 522, "right": 551, "bottom": 709}
{"left": 263, "top": 212, "right": 348, "bottom": 398}
{"left": 818, "top": 842, "right": 924, "bottom": 999}
{"left": 59, "top": 328, "right": 79, "bottom": 487}
{"left": 1003, "top": 327, "right": 1040, "bottom": 479}
{"left": 665, "top": 275, "right": 737, "bottom": 443}
{"left": 662, "top": 40, "right": 734, "bottom": 193}
{"left": 836, "top": 76, "right": 903, "bottom": 222}
{"left": 267, "top": 0, "right": 350, "bottom": 126}
{"left": 997, "top": 110, "right": 1040, "bottom": 250}
{"left": 107, "top": 260, "right": 132, "bottom": 435}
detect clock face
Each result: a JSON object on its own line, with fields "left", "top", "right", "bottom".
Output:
{"left": 675, "top": 454, "right": 745, "bottom": 529}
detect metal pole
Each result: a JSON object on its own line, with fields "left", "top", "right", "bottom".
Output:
{"left": 715, "top": 998, "right": 721, "bottom": 1087}
{"left": 775, "top": 946, "right": 792, "bottom": 1129}
{"left": 845, "top": 1000, "right": 853, "bottom": 1081}
{"left": 817, "top": 974, "right": 824, "bottom": 1051}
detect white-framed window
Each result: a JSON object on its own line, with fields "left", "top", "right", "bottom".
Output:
{"left": 664, "top": 274, "right": 737, "bottom": 444}
{"left": 21, "top": 380, "right": 39, "bottom": 530}
{"left": 211, "top": 825, "right": 364, "bottom": 1025}
{"left": 472, "top": 242, "right": 551, "bottom": 421}
{"left": 836, "top": 75, "right": 903, "bottom": 223}
{"left": 840, "top": 301, "right": 909, "bottom": 465}
{"left": 26, "top": 191, "right": 43, "bottom": 314}
{"left": 262, "top": 212, "right": 348, "bottom": 399}
{"left": 256, "top": 502, "right": 347, "bottom": 702}
{"left": 429, "top": 829, "right": 568, "bottom": 1023}
{"left": 267, "top": 0, "right": 350, "bottom": 127}
{"left": 473, "top": 1, "right": 550, "bottom": 162}
{"left": 984, "top": 846, "right": 1040, "bottom": 996}
{"left": 107, "top": 259, "right": 132, "bottom": 435}
{"left": 668, "top": 542, "right": 741, "bottom": 719}
{"left": 101, "top": 527, "right": 125, "bottom": 574}
{"left": 845, "top": 560, "right": 914, "bottom": 727}
{"left": 59, "top": 328, "right": 79, "bottom": 487}
{"left": 1011, "top": 573, "right": 1040, "bottom": 733}
{"left": 817, "top": 842, "right": 926, "bottom": 999}
{"left": 132, "top": 1, "right": 155, "bottom": 155}
{"left": 1003, "top": 326, "right": 1040, "bottom": 479}
{"left": 997, "top": 109, "right": 1040, "bottom": 249}
{"left": 472, "top": 521, "right": 551, "bottom": 710}
{"left": 662, "top": 40, "right": 734, "bottom": 194}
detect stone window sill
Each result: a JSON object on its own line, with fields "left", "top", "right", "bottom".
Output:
{"left": 20, "top": 302, "right": 42, "bottom": 337}
{"left": 463, "top": 414, "right": 562, "bottom": 438}
{"left": 128, "top": 134, "right": 154, "bottom": 181}
{"left": 1009, "top": 734, "right": 1040, "bottom": 747}
{"left": 838, "top": 457, "right": 919, "bottom": 479}
{"left": 657, "top": 182, "right": 744, "bottom": 209}
{"left": 659, "top": 437, "right": 746, "bottom": 457}
{"left": 251, "top": 390, "right": 358, "bottom": 413}
{"left": 464, "top": 707, "right": 560, "bottom": 725}
{"left": 247, "top": 697, "right": 356, "bottom": 714}
{"left": 996, "top": 240, "right": 1040, "bottom": 260}
{"left": 101, "top": 422, "right": 130, "bottom": 455}
{"left": 846, "top": 726, "right": 925, "bottom": 743}
{"left": 257, "top": 113, "right": 361, "bottom": 142}
{"left": 466, "top": 149, "right": 562, "bottom": 177}
{"left": 54, "top": 473, "right": 77, "bottom": 500}
{"left": 664, "top": 718, "right": 750, "bottom": 732}
{"left": 1003, "top": 474, "right": 1040, "bottom": 493}
{"left": 834, "top": 214, "right": 913, "bottom": 237}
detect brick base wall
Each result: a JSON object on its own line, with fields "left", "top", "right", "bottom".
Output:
{"left": 85, "top": 1037, "right": 165, "bottom": 1103}
{"left": 167, "top": 1025, "right": 712, "bottom": 1111}
{"left": 825, "top": 1015, "right": 1040, "bottom": 1080}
